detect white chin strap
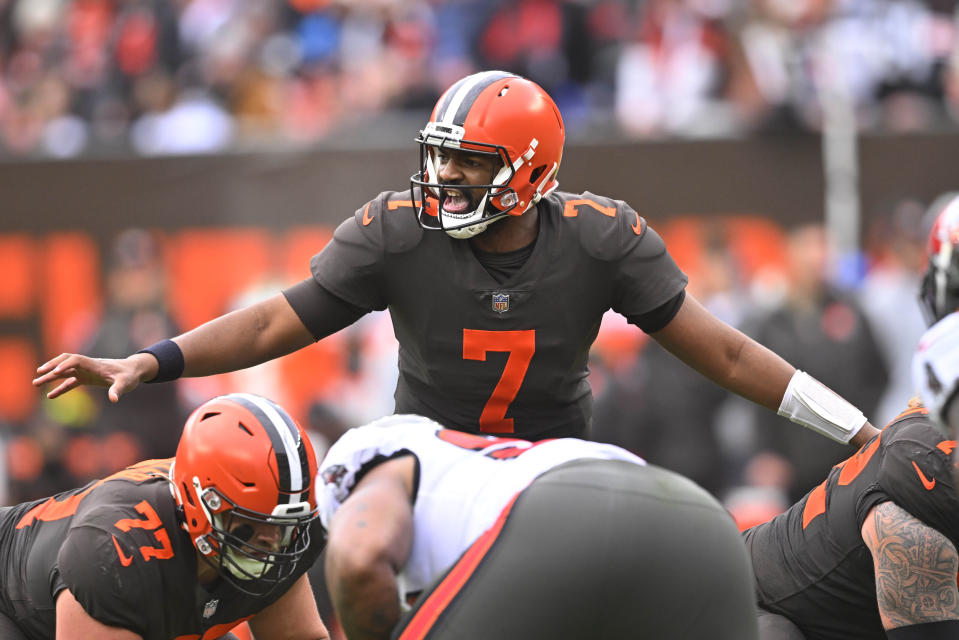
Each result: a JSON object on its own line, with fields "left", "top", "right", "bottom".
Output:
{"left": 444, "top": 213, "right": 501, "bottom": 239}
{"left": 440, "top": 184, "right": 510, "bottom": 239}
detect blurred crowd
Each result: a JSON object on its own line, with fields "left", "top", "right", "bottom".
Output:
{"left": 1, "top": 0, "right": 959, "bottom": 158}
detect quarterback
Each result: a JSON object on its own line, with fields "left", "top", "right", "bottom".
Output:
{"left": 35, "top": 71, "right": 878, "bottom": 449}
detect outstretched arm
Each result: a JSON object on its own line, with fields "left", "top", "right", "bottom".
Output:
{"left": 33, "top": 293, "right": 314, "bottom": 402}
{"left": 861, "top": 501, "right": 959, "bottom": 636}
{"left": 324, "top": 455, "right": 416, "bottom": 640}
{"left": 652, "top": 292, "right": 879, "bottom": 448}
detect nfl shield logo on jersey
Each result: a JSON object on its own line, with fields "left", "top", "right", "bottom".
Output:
{"left": 492, "top": 293, "right": 509, "bottom": 313}
{"left": 203, "top": 599, "right": 219, "bottom": 619}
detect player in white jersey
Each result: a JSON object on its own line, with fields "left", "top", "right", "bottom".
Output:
{"left": 914, "top": 193, "right": 959, "bottom": 436}
{"left": 317, "top": 414, "right": 758, "bottom": 640}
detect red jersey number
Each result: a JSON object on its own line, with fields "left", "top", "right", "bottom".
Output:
{"left": 436, "top": 429, "right": 538, "bottom": 460}
{"left": 462, "top": 329, "right": 535, "bottom": 434}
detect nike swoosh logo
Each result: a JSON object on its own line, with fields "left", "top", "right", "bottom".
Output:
{"left": 912, "top": 461, "right": 936, "bottom": 491}
{"left": 631, "top": 210, "right": 642, "bottom": 235}
{"left": 112, "top": 535, "right": 134, "bottom": 566}
{"left": 362, "top": 203, "right": 374, "bottom": 226}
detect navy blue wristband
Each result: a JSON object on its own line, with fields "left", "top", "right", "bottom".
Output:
{"left": 136, "top": 339, "right": 185, "bottom": 383}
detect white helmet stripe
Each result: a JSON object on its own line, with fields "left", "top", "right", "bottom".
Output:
{"left": 438, "top": 70, "right": 513, "bottom": 126}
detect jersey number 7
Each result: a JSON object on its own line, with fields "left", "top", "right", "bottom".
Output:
{"left": 463, "top": 329, "right": 535, "bottom": 433}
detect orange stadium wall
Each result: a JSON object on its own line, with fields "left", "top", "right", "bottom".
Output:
{"left": 3, "top": 132, "right": 959, "bottom": 430}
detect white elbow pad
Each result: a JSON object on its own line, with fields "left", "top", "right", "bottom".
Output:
{"left": 777, "top": 370, "right": 868, "bottom": 443}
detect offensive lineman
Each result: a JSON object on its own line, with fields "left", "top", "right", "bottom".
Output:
{"left": 0, "top": 393, "right": 328, "bottom": 640}
{"left": 318, "top": 414, "right": 759, "bottom": 639}
{"left": 747, "top": 196, "right": 959, "bottom": 640}
{"left": 745, "top": 404, "right": 959, "bottom": 639}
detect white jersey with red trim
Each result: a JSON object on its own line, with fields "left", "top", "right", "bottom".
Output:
{"left": 913, "top": 310, "right": 959, "bottom": 431}
{"left": 316, "top": 414, "right": 645, "bottom": 601}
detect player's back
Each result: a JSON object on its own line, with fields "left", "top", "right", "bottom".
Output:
{"left": 745, "top": 408, "right": 959, "bottom": 640}
{"left": 317, "top": 414, "right": 647, "bottom": 600}
{"left": 0, "top": 457, "right": 323, "bottom": 640}
{"left": 0, "top": 460, "right": 179, "bottom": 640}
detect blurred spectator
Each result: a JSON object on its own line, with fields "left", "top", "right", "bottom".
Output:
{"left": 592, "top": 337, "right": 733, "bottom": 496}
{"left": 733, "top": 0, "right": 955, "bottom": 133}
{"left": 614, "top": 0, "right": 744, "bottom": 138}
{"left": 737, "top": 222, "right": 888, "bottom": 502}
{"left": 82, "top": 228, "right": 186, "bottom": 461}
{"left": 592, "top": 220, "right": 753, "bottom": 497}
{"left": 4, "top": 391, "right": 98, "bottom": 504}
{"left": 858, "top": 198, "right": 929, "bottom": 426}
{"left": 130, "top": 83, "right": 234, "bottom": 154}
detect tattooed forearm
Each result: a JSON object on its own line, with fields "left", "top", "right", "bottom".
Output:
{"left": 861, "top": 501, "right": 959, "bottom": 629}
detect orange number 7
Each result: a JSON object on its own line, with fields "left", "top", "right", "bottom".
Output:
{"left": 463, "top": 329, "right": 535, "bottom": 434}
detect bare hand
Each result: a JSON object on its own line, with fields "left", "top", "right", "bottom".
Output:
{"left": 32, "top": 353, "right": 156, "bottom": 403}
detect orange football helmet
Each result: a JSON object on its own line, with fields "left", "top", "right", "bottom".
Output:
{"left": 170, "top": 393, "right": 319, "bottom": 595}
{"left": 411, "top": 71, "right": 565, "bottom": 239}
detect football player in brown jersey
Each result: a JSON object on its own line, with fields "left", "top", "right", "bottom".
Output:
{"left": 749, "top": 194, "right": 959, "bottom": 640}
{"left": 746, "top": 404, "right": 959, "bottom": 640}
{"left": 0, "top": 393, "right": 328, "bottom": 640}
{"left": 35, "top": 71, "right": 878, "bottom": 447}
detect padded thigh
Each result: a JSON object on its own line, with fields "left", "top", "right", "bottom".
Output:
{"left": 396, "top": 461, "right": 758, "bottom": 640}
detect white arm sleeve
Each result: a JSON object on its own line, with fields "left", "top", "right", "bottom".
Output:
{"left": 777, "top": 370, "right": 868, "bottom": 443}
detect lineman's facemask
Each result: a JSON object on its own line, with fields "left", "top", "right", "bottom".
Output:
{"left": 214, "top": 512, "right": 294, "bottom": 581}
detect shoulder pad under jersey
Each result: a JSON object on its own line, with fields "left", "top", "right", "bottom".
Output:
{"left": 351, "top": 190, "right": 426, "bottom": 255}
{"left": 551, "top": 190, "right": 654, "bottom": 261}
{"left": 316, "top": 415, "right": 442, "bottom": 525}
{"left": 876, "top": 415, "right": 959, "bottom": 538}
{"left": 59, "top": 495, "right": 173, "bottom": 636}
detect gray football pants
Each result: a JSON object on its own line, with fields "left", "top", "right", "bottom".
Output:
{"left": 392, "top": 459, "right": 760, "bottom": 639}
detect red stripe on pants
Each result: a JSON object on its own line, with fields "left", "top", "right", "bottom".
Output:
{"left": 397, "top": 493, "right": 521, "bottom": 639}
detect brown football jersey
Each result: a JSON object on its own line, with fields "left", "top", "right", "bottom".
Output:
{"left": 745, "top": 409, "right": 959, "bottom": 640}
{"left": 0, "top": 459, "right": 322, "bottom": 640}
{"left": 308, "top": 189, "right": 687, "bottom": 440}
